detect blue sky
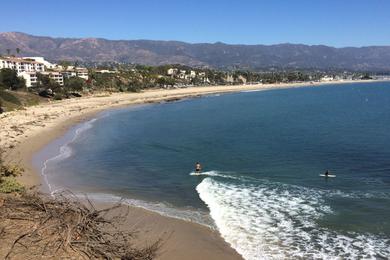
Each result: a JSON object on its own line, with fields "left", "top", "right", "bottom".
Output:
{"left": 1, "top": 0, "right": 389, "bottom": 47}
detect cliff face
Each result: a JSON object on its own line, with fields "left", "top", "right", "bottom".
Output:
{"left": 2, "top": 32, "right": 390, "bottom": 71}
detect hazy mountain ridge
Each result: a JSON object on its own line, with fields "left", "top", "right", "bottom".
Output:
{"left": 1, "top": 32, "right": 390, "bottom": 71}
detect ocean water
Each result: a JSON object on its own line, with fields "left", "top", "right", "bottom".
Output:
{"left": 35, "top": 82, "right": 390, "bottom": 259}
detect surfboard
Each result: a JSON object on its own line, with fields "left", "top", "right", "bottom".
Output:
{"left": 319, "top": 174, "right": 336, "bottom": 178}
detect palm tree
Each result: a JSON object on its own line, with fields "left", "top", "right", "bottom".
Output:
{"left": 16, "top": 48, "right": 20, "bottom": 56}
{"left": 6, "top": 49, "right": 11, "bottom": 56}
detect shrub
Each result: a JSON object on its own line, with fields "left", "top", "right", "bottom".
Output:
{"left": 64, "top": 77, "right": 87, "bottom": 91}
{"left": 1, "top": 164, "right": 24, "bottom": 177}
{"left": 0, "top": 149, "right": 25, "bottom": 193}
{"left": 0, "top": 177, "right": 24, "bottom": 193}
{"left": 0, "top": 68, "right": 26, "bottom": 90}
{"left": 53, "top": 95, "right": 63, "bottom": 100}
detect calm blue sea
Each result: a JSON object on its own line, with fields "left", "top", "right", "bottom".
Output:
{"left": 35, "top": 82, "right": 390, "bottom": 259}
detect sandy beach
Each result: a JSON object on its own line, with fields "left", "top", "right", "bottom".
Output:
{"left": 0, "top": 80, "right": 380, "bottom": 259}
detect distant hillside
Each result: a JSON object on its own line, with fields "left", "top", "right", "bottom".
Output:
{"left": 1, "top": 32, "right": 390, "bottom": 71}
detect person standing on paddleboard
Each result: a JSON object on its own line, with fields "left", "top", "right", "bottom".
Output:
{"left": 325, "top": 170, "right": 329, "bottom": 177}
{"left": 195, "top": 162, "right": 202, "bottom": 173}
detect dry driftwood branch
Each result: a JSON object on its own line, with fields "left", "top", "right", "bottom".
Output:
{"left": 0, "top": 191, "right": 161, "bottom": 259}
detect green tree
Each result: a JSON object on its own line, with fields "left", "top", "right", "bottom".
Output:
{"left": 64, "top": 76, "right": 86, "bottom": 91}
{"left": 16, "top": 48, "right": 21, "bottom": 56}
{"left": 0, "top": 68, "right": 26, "bottom": 90}
{"left": 156, "top": 77, "right": 175, "bottom": 87}
{"left": 36, "top": 73, "right": 61, "bottom": 91}
{"left": 6, "top": 49, "right": 11, "bottom": 56}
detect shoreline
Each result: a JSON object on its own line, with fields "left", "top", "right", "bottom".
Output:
{"left": 0, "top": 79, "right": 386, "bottom": 259}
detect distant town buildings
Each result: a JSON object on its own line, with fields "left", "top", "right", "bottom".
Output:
{"left": 167, "top": 68, "right": 178, "bottom": 76}
{"left": 166, "top": 68, "right": 209, "bottom": 82}
{"left": 321, "top": 75, "right": 334, "bottom": 81}
{"left": 95, "top": 69, "right": 118, "bottom": 74}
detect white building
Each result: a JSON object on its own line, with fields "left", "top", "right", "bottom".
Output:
{"left": 95, "top": 69, "right": 118, "bottom": 74}
{"left": 321, "top": 75, "right": 334, "bottom": 81}
{"left": 238, "top": 75, "right": 247, "bottom": 84}
{"left": 0, "top": 57, "right": 46, "bottom": 87}
{"left": 22, "top": 57, "right": 56, "bottom": 69}
{"left": 62, "top": 67, "right": 89, "bottom": 80}
{"left": 167, "top": 68, "right": 179, "bottom": 76}
{"left": 225, "top": 74, "right": 234, "bottom": 83}
{"left": 19, "top": 71, "right": 38, "bottom": 88}
{"left": 190, "top": 70, "right": 196, "bottom": 78}
{"left": 76, "top": 68, "right": 89, "bottom": 80}
{"left": 0, "top": 57, "right": 45, "bottom": 74}
{"left": 62, "top": 71, "right": 77, "bottom": 78}
{"left": 41, "top": 71, "right": 64, "bottom": 86}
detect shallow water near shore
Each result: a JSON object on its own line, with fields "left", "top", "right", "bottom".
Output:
{"left": 35, "top": 82, "right": 390, "bottom": 259}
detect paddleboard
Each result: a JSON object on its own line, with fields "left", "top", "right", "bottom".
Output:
{"left": 319, "top": 174, "right": 336, "bottom": 178}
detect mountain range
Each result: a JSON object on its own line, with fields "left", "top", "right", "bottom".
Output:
{"left": 1, "top": 32, "right": 390, "bottom": 71}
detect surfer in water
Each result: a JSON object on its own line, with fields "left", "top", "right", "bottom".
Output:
{"left": 195, "top": 162, "right": 202, "bottom": 174}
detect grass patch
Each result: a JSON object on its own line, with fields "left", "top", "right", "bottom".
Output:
{"left": 0, "top": 90, "right": 22, "bottom": 105}
{"left": 0, "top": 90, "right": 45, "bottom": 112}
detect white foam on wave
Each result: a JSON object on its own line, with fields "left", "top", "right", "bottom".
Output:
{"left": 196, "top": 177, "right": 390, "bottom": 260}
{"left": 328, "top": 189, "right": 390, "bottom": 200}
{"left": 189, "top": 170, "right": 241, "bottom": 180}
{"left": 41, "top": 117, "right": 99, "bottom": 194}
{"left": 241, "top": 89, "right": 264, "bottom": 93}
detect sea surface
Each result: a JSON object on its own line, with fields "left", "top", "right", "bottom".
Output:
{"left": 35, "top": 82, "right": 390, "bottom": 259}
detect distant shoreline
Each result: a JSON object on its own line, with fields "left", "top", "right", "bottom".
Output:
{"left": 1, "top": 79, "right": 387, "bottom": 259}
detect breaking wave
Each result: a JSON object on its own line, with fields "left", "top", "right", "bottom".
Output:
{"left": 196, "top": 177, "right": 390, "bottom": 260}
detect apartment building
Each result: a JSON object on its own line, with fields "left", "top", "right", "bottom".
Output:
{"left": 62, "top": 67, "right": 89, "bottom": 80}
{"left": 41, "top": 71, "right": 64, "bottom": 86}
{"left": 0, "top": 57, "right": 46, "bottom": 87}
{"left": 18, "top": 71, "right": 38, "bottom": 87}
{"left": 0, "top": 57, "right": 45, "bottom": 74}
{"left": 22, "top": 57, "right": 57, "bottom": 69}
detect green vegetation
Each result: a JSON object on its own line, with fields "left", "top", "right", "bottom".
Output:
{"left": 0, "top": 68, "right": 26, "bottom": 90}
{"left": 64, "top": 76, "right": 87, "bottom": 91}
{"left": 0, "top": 150, "right": 25, "bottom": 193}
{"left": 0, "top": 177, "right": 24, "bottom": 193}
{"left": 0, "top": 89, "right": 21, "bottom": 105}
{"left": 0, "top": 88, "right": 42, "bottom": 112}
{"left": 361, "top": 73, "right": 373, "bottom": 80}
